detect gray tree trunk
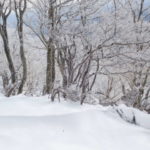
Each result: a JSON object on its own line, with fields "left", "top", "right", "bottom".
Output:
{"left": 45, "top": 44, "right": 55, "bottom": 94}
{"left": 0, "top": 17, "right": 16, "bottom": 84}
{"left": 14, "top": 0, "right": 27, "bottom": 94}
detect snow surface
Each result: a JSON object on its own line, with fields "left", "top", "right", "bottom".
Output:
{"left": 0, "top": 94, "right": 150, "bottom": 150}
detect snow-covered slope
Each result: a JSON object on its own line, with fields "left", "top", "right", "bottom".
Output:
{"left": 0, "top": 94, "right": 150, "bottom": 150}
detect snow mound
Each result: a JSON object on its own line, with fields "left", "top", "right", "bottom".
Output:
{"left": 0, "top": 95, "right": 150, "bottom": 150}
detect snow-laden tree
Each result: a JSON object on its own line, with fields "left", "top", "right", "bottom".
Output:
{"left": 0, "top": 0, "right": 17, "bottom": 96}
{"left": 0, "top": 0, "right": 27, "bottom": 96}
{"left": 1, "top": 0, "right": 150, "bottom": 110}
{"left": 14, "top": 0, "right": 27, "bottom": 94}
{"left": 97, "top": 0, "right": 150, "bottom": 110}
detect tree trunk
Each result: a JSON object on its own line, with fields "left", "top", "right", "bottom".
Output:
{"left": 17, "top": 19, "right": 27, "bottom": 94}
{"left": 0, "top": 19, "right": 16, "bottom": 84}
{"left": 45, "top": 44, "right": 55, "bottom": 94}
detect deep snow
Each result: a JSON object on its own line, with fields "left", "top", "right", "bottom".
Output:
{"left": 0, "top": 94, "right": 150, "bottom": 150}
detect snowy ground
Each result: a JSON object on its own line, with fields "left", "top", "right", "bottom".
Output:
{"left": 0, "top": 94, "right": 150, "bottom": 150}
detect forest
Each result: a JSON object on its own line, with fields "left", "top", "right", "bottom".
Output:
{"left": 1, "top": 0, "right": 150, "bottom": 111}
{"left": 0, "top": 1, "right": 150, "bottom": 150}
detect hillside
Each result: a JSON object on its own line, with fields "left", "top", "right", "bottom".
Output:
{"left": 0, "top": 94, "right": 150, "bottom": 150}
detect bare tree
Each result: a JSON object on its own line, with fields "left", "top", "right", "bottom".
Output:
{"left": 26, "top": 0, "right": 63, "bottom": 94}
{"left": 0, "top": 0, "right": 16, "bottom": 85}
{"left": 14, "top": 0, "right": 27, "bottom": 94}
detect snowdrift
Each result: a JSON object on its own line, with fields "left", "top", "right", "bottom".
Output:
{"left": 0, "top": 94, "right": 150, "bottom": 150}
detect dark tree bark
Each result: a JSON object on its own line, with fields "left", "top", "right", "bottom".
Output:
{"left": 45, "top": 1, "right": 56, "bottom": 94}
{"left": 45, "top": 43, "right": 55, "bottom": 94}
{"left": 0, "top": 0, "right": 16, "bottom": 84}
{"left": 14, "top": 0, "right": 27, "bottom": 94}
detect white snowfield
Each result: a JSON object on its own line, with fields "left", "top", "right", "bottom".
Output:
{"left": 0, "top": 94, "right": 150, "bottom": 150}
